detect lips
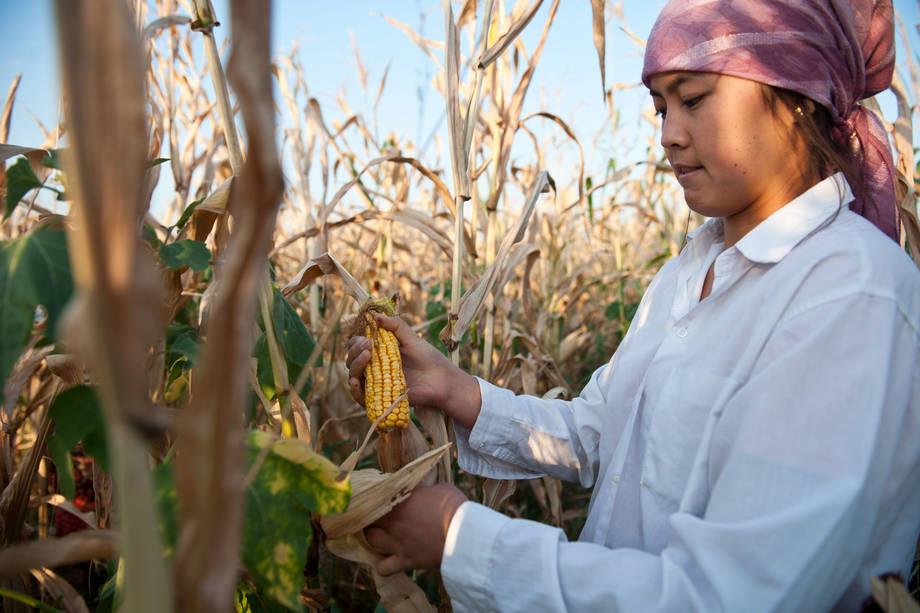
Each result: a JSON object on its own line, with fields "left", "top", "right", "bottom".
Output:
{"left": 673, "top": 164, "right": 703, "bottom": 180}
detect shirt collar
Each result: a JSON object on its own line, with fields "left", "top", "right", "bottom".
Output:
{"left": 686, "top": 173, "right": 853, "bottom": 264}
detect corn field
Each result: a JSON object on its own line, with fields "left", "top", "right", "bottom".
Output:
{"left": 0, "top": 0, "right": 919, "bottom": 611}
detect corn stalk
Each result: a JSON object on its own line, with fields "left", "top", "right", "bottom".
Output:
{"left": 172, "top": 1, "right": 284, "bottom": 611}
{"left": 53, "top": 1, "right": 172, "bottom": 611}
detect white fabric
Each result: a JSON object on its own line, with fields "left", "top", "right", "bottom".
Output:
{"left": 441, "top": 173, "right": 920, "bottom": 612}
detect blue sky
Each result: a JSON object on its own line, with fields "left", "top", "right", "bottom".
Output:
{"left": 2, "top": 1, "right": 919, "bottom": 213}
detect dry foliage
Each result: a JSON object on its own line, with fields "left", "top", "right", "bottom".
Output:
{"left": 0, "top": 0, "right": 917, "bottom": 611}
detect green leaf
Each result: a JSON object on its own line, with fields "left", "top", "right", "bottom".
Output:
{"left": 41, "top": 149, "right": 63, "bottom": 170}
{"left": 244, "top": 431, "right": 349, "bottom": 610}
{"left": 254, "top": 290, "right": 318, "bottom": 399}
{"left": 47, "top": 386, "right": 109, "bottom": 499}
{"left": 4, "top": 157, "right": 43, "bottom": 219}
{"left": 156, "top": 431, "right": 350, "bottom": 612}
{"left": 272, "top": 289, "right": 317, "bottom": 371}
{"left": 142, "top": 223, "right": 162, "bottom": 249}
{"left": 174, "top": 198, "right": 204, "bottom": 231}
{"left": 146, "top": 157, "right": 170, "bottom": 169}
{"left": 0, "top": 226, "right": 74, "bottom": 386}
{"left": 158, "top": 239, "right": 210, "bottom": 272}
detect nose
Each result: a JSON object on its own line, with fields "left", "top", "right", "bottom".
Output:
{"left": 660, "top": 112, "right": 689, "bottom": 150}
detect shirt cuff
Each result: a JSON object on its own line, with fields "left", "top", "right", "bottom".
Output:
{"left": 440, "top": 501, "right": 511, "bottom": 612}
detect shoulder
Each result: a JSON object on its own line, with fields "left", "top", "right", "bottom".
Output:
{"left": 779, "top": 208, "right": 920, "bottom": 334}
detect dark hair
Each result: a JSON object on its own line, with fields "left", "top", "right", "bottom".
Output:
{"left": 760, "top": 85, "right": 865, "bottom": 206}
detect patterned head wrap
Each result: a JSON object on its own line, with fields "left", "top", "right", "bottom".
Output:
{"left": 642, "top": 0, "right": 899, "bottom": 242}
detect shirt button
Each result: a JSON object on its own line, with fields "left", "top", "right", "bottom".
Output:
{"left": 640, "top": 479, "right": 648, "bottom": 487}
{"left": 675, "top": 327, "right": 688, "bottom": 337}
{"left": 612, "top": 474, "right": 621, "bottom": 483}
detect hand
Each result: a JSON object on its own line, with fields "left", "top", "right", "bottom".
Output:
{"left": 345, "top": 314, "right": 481, "bottom": 428}
{"left": 364, "top": 483, "right": 468, "bottom": 576}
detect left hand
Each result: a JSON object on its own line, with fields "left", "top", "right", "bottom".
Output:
{"left": 364, "top": 483, "right": 468, "bottom": 576}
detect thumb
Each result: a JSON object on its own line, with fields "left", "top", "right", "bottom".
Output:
{"left": 375, "top": 314, "right": 416, "bottom": 346}
{"left": 375, "top": 554, "right": 407, "bottom": 577}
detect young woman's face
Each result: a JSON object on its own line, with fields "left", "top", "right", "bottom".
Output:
{"left": 649, "top": 72, "right": 809, "bottom": 224}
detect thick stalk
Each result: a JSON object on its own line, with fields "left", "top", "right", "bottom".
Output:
{"left": 193, "top": 0, "right": 297, "bottom": 439}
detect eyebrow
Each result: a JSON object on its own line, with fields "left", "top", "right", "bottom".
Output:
{"left": 648, "top": 75, "right": 699, "bottom": 97}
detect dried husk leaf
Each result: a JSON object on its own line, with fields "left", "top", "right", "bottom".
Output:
{"left": 30, "top": 567, "right": 90, "bottom": 613}
{"left": 325, "top": 533, "right": 435, "bottom": 613}
{"left": 321, "top": 443, "right": 450, "bottom": 538}
{"left": 869, "top": 574, "right": 920, "bottom": 613}
{"left": 0, "top": 530, "right": 118, "bottom": 579}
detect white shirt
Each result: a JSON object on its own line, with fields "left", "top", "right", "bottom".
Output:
{"left": 441, "top": 173, "right": 920, "bottom": 612}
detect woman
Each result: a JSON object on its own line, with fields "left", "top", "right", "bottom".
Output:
{"left": 345, "top": 1, "right": 920, "bottom": 610}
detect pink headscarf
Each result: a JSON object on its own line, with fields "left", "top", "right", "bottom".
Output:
{"left": 642, "top": 0, "right": 900, "bottom": 242}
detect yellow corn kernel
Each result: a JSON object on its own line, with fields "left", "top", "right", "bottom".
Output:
{"left": 364, "top": 319, "right": 410, "bottom": 431}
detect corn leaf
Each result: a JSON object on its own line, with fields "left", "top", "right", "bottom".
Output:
{"left": 158, "top": 430, "right": 350, "bottom": 612}
{"left": 158, "top": 239, "right": 211, "bottom": 272}
{"left": 0, "top": 226, "right": 73, "bottom": 386}
{"left": 4, "top": 157, "right": 43, "bottom": 219}
{"left": 254, "top": 289, "right": 318, "bottom": 400}
{"left": 47, "top": 385, "right": 110, "bottom": 499}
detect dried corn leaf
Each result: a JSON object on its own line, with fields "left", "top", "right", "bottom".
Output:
{"left": 144, "top": 14, "right": 192, "bottom": 40}
{"left": 482, "top": 478, "right": 516, "bottom": 510}
{"left": 478, "top": 0, "right": 543, "bottom": 69}
{"left": 447, "top": 171, "right": 553, "bottom": 344}
{"left": 0, "top": 144, "right": 47, "bottom": 164}
{"left": 321, "top": 443, "right": 450, "bottom": 538}
{"left": 0, "top": 529, "right": 118, "bottom": 579}
{"left": 590, "top": 0, "right": 606, "bottom": 101}
{"left": 326, "top": 533, "right": 435, "bottom": 613}
{"left": 281, "top": 252, "right": 369, "bottom": 304}
{"left": 45, "top": 354, "right": 84, "bottom": 387}
{"left": 3, "top": 343, "right": 52, "bottom": 418}
{"left": 444, "top": 1, "right": 467, "bottom": 197}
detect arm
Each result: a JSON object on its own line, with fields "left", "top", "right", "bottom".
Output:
{"left": 442, "top": 293, "right": 920, "bottom": 612}
{"left": 451, "top": 357, "right": 622, "bottom": 486}
{"left": 347, "top": 313, "right": 634, "bottom": 486}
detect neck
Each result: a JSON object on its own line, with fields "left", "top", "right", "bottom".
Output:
{"left": 721, "top": 172, "right": 819, "bottom": 249}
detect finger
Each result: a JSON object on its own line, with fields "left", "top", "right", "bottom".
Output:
{"left": 348, "top": 349, "right": 372, "bottom": 381}
{"left": 375, "top": 314, "right": 413, "bottom": 345}
{"left": 375, "top": 554, "right": 409, "bottom": 577}
{"left": 364, "top": 527, "right": 395, "bottom": 555}
{"left": 345, "top": 338, "right": 371, "bottom": 368}
{"left": 349, "top": 376, "right": 364, "bottom": 405}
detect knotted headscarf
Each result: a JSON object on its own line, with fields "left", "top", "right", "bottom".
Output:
{"left": 642, "top": 0, "right": 900, "bottom": 242}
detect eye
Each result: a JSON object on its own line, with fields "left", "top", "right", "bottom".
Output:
{"left": 683, "top": 95, "right": 703, "bottom": 109}
{"left": 654, "top": 106, "right": 667, "bottom": 118}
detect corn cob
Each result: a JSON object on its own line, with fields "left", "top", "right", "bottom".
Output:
{"left": 363, "top": 303, "right": 410, "bottom": 431}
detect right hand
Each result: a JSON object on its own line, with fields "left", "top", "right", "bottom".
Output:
{"left": 344, "top": 313, "right": 481, "bottom": 427}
